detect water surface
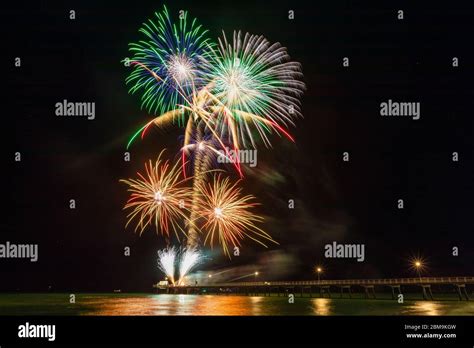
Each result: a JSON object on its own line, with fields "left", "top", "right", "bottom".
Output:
{"left": 0, "top": 293, "right": 473, "bottom": 315}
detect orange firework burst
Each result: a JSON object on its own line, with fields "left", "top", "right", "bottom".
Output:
{"left": 196, "top": 174, "right": 277, "bottom": 257}
{"left": 120, "top": 152, "right": 192, "bottom": 238}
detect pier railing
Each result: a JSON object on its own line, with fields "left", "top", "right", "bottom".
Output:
{"left": 176, "top": 276, "right": 474, "bottom": 288}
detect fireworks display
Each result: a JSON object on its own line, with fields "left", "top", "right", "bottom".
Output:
{"left": 126, "top": 5, "right": 214, "bottom": 118}
{"left": 196, "top": 175, "right": 277, "bottom": 257}
{"left": 178, "top": 249, "right": 203, "bottom": 285}
{"left": 156, "top": 247, "right": 203, "bottom": 286}
{"left": 207, "top": 31, "right": 305, "bottom": 148}
{"left": 120, "top": 151, "right": 191, "bottom": 239}
{"left": 157, "top": 247, "right": 177, "bottom": 285}
{"left": 121, "top": 4, "right": 304, "bottom": 282}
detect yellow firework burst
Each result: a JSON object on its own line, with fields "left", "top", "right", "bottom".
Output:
{"left": 196, "top": 174, "right": 277, "bottom": 257}
{"left": 120, "top": 152, "right": 192, "bottom": 238}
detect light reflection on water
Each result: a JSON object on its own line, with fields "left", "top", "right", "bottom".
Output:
{"left": 1, "top": 294, "right": 473, "bottom": 315}
{"left": 311, "top": 298, "right": 332, "bottom": 315}
{"left": 77, "top": 294, "right": 474, "bottom": 316}
{"left": 89, "top": 295, "right": 261, "bottom": 316}
{"left": 407, "top": 301, "right": 441, "bottom": 316}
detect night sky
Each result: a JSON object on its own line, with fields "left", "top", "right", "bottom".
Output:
{"left": 4, "top": 1, "right": 473, "bottom": 292}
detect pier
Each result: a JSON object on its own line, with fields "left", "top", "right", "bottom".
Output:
{"left": 155, "top": 276, "right": 474, "bottom": 300}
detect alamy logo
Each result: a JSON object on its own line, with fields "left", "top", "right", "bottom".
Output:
{"left": 0, "top": 241, "right": 38, "bottom": 262}
{"left": 380, "top": 99, "right": 420, "bottom": 120}
{"left": 217, "top": 147, "right": 257, "bottom": 168}
{"left": 18, "top": 322, "right": 55, "bottom": 341}
{"left": 324, "top": 242, "right": 365, "bottom": 262}
{"left": 55, "top": 99, "right": 95, "bottom": 120}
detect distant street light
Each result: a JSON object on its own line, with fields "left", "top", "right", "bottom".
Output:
{"left": 315, "top": 266, "right": 323, "bottom": 283}
{"left": 414, "top": 260, "right": 423, "bottom": 281}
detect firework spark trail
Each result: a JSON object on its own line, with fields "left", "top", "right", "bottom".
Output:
{"left": 178, "top": 248, "right": 203, "bottom": 285}
{"left": 158, "top": 247, "right": 177, "bottom": 285}
{"left": 181, "top": 126, "right": 243, "bottom": 251}
{"left": 180, "top": 135, "right": 237, "bottom": 176}
{"left": 196, "top": 174, "right": 278, "bottom": 257}
{"left": 227, "top": 272, "right": 259, "bottom": 282}
{"left": 186, "top": 123, "right": 205, "bottom": 250}
{"left": 183, "top": 122, "right": 239, "bottom": 251}
{"left": 120, "top": 151, "right": 192, "bottom": 238}
{"left": 207, "top": 268, "right": 233, "bottom": 278}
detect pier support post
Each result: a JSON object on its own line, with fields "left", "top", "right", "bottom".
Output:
{"left": 363, "top": 285, "right": 376, "bottom": 299}
{"left": 421, "top": 285, "right": 433, "bottom": 300}
{"left": 321, "top": 286, "right": 332, "bottom": 298}
{"left": 339, "top": 286, "right": 351, "bottom": 299}
{"left": 455, "top": 284, "right": 469, "bottom": 301}
{"left": 390, "top": 285, "right": 401, "bottom": 300}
